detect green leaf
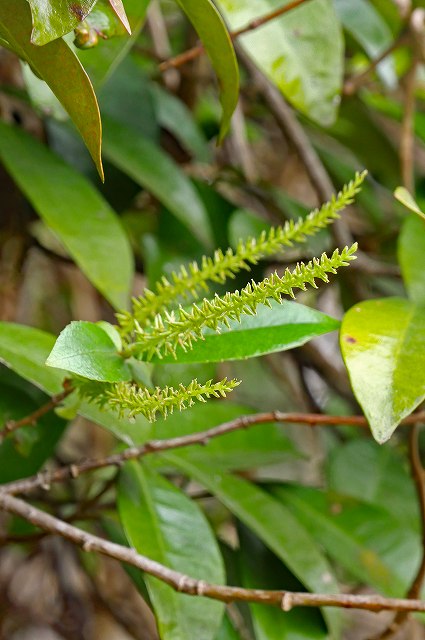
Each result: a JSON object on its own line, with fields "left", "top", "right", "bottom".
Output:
{"left": 215, "top": 615, "right": 241, "bottom": 640}
{"left": 0, "top": 0, "right": 103, "bottom": 178}
{"left": 216, "top": 0, "right": 343, "bottom": 126}
{"left": 0, "top": 322, "right": 151, "bottom": 447}
{"left": 327, "top": 440, "right": 419, "bottom": 532}
{"left": 108, "top": 0, "right": 131, "bottom": 33}
{"left": 152, "top": 402, "right": 298, "bottom": 471}
{"left": 102, "top": 116, "right": 214, "bottom": 249}
{"left": 77, "top": 0, "right": 150, "bottom": 86}
{"left": 0, "top": 379, "right": 67, "bottom": 483}
{"left": 334, "top": 0, "right": 396, "bottom": 86}
{"left": 118, "top": 462, "right": 225, "bottom": 640}
{"left": 28, "top": 0, "right": 97, "bottom": 45}
{"left": 341, "top": 298, "right": 425, "bottom": 443}
{"left": 46, "top": 321, "right": 131, "bottom": 382}
{"left": 272, "top": 485, "right": 409, "bottom": 596}
{"left": 238, "top": 524, "right": 328, "bottom": 640}
{"left": 0, "top": 122, "right": 133, "bottom": 310}
{"left": 164, "top": 457, "right": 341, "bottom": 637}
{"left": 152, "top": 84, "right": 212, "bottom": 163}
{"left": 157, "top": 301, "right": 340, "bottom": 364}
{"left": 175, "top": 0, "right": 239, "bottom": 140}
{"left": 399, "top": 215, "right": 425, "bottom": 306}
{"left": 0, "top": 323, "right": 65, "bottom": 395}
{"left": 394, "top": 187, "right": 425, "bottom": 221}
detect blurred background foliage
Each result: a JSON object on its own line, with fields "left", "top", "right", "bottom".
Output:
{"left": 1, "top": 0, "right": 425, "bottom": 638}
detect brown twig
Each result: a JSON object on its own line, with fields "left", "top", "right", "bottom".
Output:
{"left": 159, "top": 0, "right": 312, "bottom": 72}
{"left": 236, "top": 44, "right": 399, "bottom": 285}
{"left": 1, "top": 491, "right": 425, "bottom": 615}
{"left": 0, "top": 385, "right": 72, "bottom": 444}
{"left": 344, "top": 34, "right": 407, "bottom": 96}
{"left": 1, "top": 409, "right": 425, "bottom": 497}
{"left": 400, "top": 59, "right": 417, "bottom": 193}
{"left": 373, "top": 424, "right": 425, "bottom": 639}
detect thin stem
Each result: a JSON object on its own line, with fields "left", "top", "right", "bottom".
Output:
{"left": 159, "top": 0, "right": 312, "bottom": 71}
{"left": 343, "top": 34, "right": 407, "bottom": 96}
{"left": 1, "top": 409, "right": 425, "bottom": 497}
{"left": 0, "top": 385, "right": 72, "bottom": 444}
{"left": 400, "top": 59, "right": 417, "bottom": 193}
{"left": 2, "top": 492, "right": 425, "bottom": 615}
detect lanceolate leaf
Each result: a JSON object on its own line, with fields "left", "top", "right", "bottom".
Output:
{"left": 341, "top": 298, "right": 425, "bottom": 443}
{"left": 164, "top": 456, "right": 341, "bottom": 637}
{"left": 272, "top": 485, "right": 409, "bottom": 596}
{"left": 28, "top": 0, "right": 97, "bottom": 45}
{"left": 216, "top": 0, "right": 343, "bottom": 126}
{"left": 118, "top": 463, "right": 225, "bottom": 640}
{"left": 103, "top": 116, "right": 214, "bottom": 248}
{"left": 108, "top": 0, "right": 131, "bottom": 33}
{"left": 175, "top": 0, "right": 239, "bottom": 140}
{"left": 239, "top": 525, "right": 328, "bottom": 640}
{"left": 157, "top": 301, "right": 340, "bottom": 364}
{"left": 0, "top": 123, "right": 133, "bottom": 310}
{"left": 46, "top": 321, "right": 131, "bottom": 382}
{"left": 0, "top": 0, "right": 103, "bottom": 178}
{"left": 398, "top": 216, "right": 425, "bottom": 306}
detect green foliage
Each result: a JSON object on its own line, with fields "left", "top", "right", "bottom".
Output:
{"left": 124, "top": 245, "right": 357, "bottom": 361}
{"left": 118, "top": 171, "right": 366, "bottom": 334}
{"left": 2, "top": 2, "right": 425, "bottom": 639}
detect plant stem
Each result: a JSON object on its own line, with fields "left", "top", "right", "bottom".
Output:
{"left": 159, "top": 0, "right": 312, "bottom": 71}
{"left": 1, "top": 409, "right": 425, "bottom": 497}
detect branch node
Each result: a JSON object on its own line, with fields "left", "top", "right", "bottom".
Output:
{"left": 196, "top": 580, "right": 207, "bottom": 596}
{"left": 69, "top": 464, "right": 80, "bottom": 479}
{"left": 281, "top": 592, "right": 293, "bottom": 611}
{"left": 82, "top": 537, "right": 95, "bottom": 552}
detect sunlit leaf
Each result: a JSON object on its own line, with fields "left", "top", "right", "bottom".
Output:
{"left": 0, "top": 123, "right": 133, "bottom": 310}
{"left": 0, "top": 0, "right": 103, "bottom": 178}
{"left": 341, "top": 298, "right": 425, "bottom": 443}
{"left": 216, "top": 0, "right": 343, "bottom": 126}
{"left": 176, "top": 0, "right": 239, "bottom": 139}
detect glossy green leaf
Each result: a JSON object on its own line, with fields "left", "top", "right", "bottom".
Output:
{"left": 28, "top": 0, "right": 97, "bottom": 44}
{"left": 46, "top": 321, "right": 131, "bottom": 382}
{"left": 153, "top": 402, "right": 298, "bottom": 471}
{"left": 216, "top": 0, "right": 343, "bottom": 126}
{"left": 0, "top": 322, "right": 151, "bottom": 447}
{"left": 399, "top": 216, "right": 425, "bottom": 306}
{"left": 176, "top": 0, "right": 239, "bottom": 139}
{"left": 238, "top": 525, "right": 328, "bottom": 640}
{"left": 0, "top": 0, "right": 103, "bottom": 178}
{"left": 0, "top": 123, "right": 133, "bottom": 310}
{"left": 164, "top": 457, "right": 341, "bottom": 637}
{"left": 273, "top": 485, "right": 411, "bottom": 596}
{"left": 334, "top": 0, "right": 396, "bottom": 86}
{"left": 341, "top": 298, "right": 425, "bottom": 443}
{"left": 394, "top": 187, "right": 425, "bottom": 221}
{"left": 118, "top": 462, "right": 225, "bottom": 640}
{"left": 102, "top": 116, "right": 214, "bottom": 249}
{"left": 157, "top": 301, "right": 340, "bottom": 364}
